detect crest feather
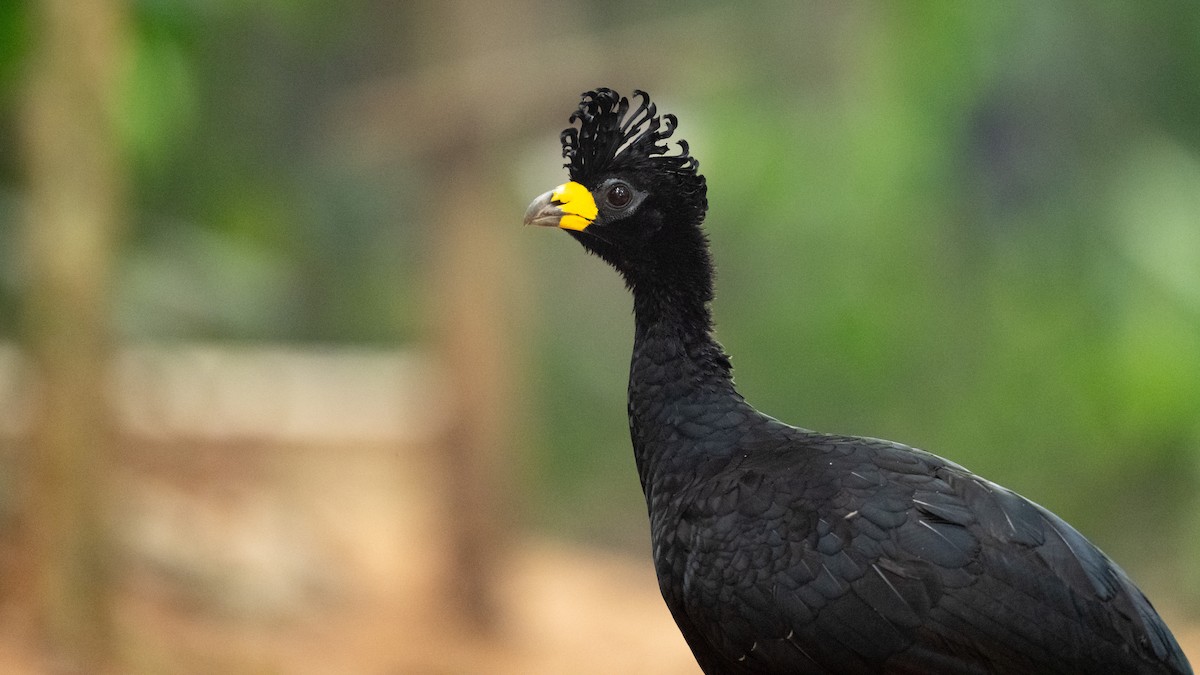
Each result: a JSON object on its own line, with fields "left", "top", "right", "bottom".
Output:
{"left": 560, "top": 89, "right": 700, "bottom": 184}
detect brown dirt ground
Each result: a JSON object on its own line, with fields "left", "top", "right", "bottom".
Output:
{"left": 0, "top": 538, "right": 700, "bottom": 675}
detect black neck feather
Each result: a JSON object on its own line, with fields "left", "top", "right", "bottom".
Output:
{"left": 626, "top": 240, "right": 744, "bottom": 497}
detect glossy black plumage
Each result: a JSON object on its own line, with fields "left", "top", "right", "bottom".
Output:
{"left": 532, "top": 88, "right": 1192, "bottom": 674}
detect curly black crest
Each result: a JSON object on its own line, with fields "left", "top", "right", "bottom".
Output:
{"left": 561, "top": 89, "right": 701, "bottom": 185}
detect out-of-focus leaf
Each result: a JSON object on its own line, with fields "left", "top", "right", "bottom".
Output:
{"left": 117, "top": 25, "right": 197, "bottom": 168}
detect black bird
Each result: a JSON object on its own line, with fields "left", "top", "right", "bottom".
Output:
{"left": 524, "top": 88, "right": 1192, "bottom": 675}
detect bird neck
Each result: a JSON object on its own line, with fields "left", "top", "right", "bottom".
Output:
{"left": 627, "top": 279, "right": 746, "bottom": 499}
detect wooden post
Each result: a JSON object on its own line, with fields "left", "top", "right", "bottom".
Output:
{"left": 416, "top": 0, "right": 533, "bottom": 635}
{"left": 427, "top": 145, "right": 517, "bottom": 632}
{"left": 17, "top": 0, "right": 129, "bottom": 668}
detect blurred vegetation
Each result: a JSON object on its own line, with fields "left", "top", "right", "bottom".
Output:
{"left": 1, "top": 0, "right": 1198, "bottom": 604}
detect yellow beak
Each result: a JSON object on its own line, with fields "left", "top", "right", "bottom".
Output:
{"left": 523, "top": 181, "right": 597, "bottom": 231}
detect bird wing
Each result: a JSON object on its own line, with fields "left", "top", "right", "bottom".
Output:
{"left": 665, "top": 431, "right": 1190, "bottom": 674}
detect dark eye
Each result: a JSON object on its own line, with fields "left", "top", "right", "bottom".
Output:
{"left": 605, "top": 182, "right": 632, "bottom": 209}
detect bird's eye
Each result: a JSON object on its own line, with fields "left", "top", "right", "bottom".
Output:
{"left": 605, "top": 183, "right": 632, "bottom": 209}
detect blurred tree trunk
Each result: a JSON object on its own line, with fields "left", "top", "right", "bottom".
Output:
{"left": 428, "top": 150, "right": 515, "bottom": 633}
{"left": 419, "top": 0, "right": 537, "bottom": 634}
{"left": 16, "top": 0, "right": 129, "bottom": 668}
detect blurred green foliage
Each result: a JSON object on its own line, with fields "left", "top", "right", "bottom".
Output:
{"left": 1, "top": 0, "right": 424, "bottom": 342}
{"left": 0, "top": 0, "right": 1197, "bottom": 600}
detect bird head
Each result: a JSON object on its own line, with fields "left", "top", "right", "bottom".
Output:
{"left": 525, "top": 89, "right": 710, "bottom": 293}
